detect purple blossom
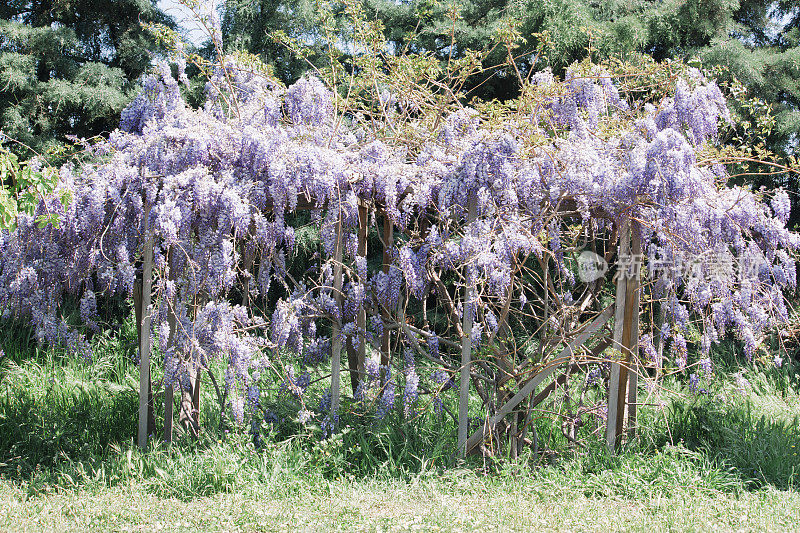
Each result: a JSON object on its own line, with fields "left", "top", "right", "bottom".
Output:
{"left": 2, "top": 53, "right": 798, "bottom": 439}
{"left": 672, "top": 333, "right": 688, "bottom": 371}
{"left": 285, "top": 77, "right": 333, "bottom": 126}
{"left": 699, "top": 358, "right": 713, "bottom": 377}
{"left": 772, "top": 190, "right": 791, "bottom": 225}
{"left": 377, "top": 366, "right": 396, "bottom": 420}
{"left": 639, "top": 333, "right": 659, "bottom": 367}
{"left": 79, "top": 290, "right": 98, "bottom": 331}
{"left": 688, "top": 373, "right": 700, "bottom": 393}
{"left": 427, "top": 334, "right": 440, "bottom": 360}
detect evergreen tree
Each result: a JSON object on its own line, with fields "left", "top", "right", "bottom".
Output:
{"left": 219, "top": 0, "right": 325, "bottom": 85}
{"left": 362, "top": 0, "right": 598, "bottom": 101}
{"left": 0, "top": 0, "right": 173, "bottom": 157}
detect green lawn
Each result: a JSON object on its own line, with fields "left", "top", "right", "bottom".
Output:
{"left": 2, "top": 470, "right": 800, "bottom": 531}
{"left": 1, "top": 319, "right": 799, "bottom": 531}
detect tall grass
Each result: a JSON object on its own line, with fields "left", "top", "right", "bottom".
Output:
{"left": 1, "top": 313, "right": 799, "bottom": 504}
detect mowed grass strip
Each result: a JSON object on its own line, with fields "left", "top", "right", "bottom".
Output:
{"left": 1, "top": 476, "right": 799, "bottom": 532}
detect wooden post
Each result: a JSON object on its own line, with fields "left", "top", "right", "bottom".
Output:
{"left": 653, "top": 300, "right": 666, "bottom": 375}
{"left": 458, "top": 199, "right": 477, "bottom": 456}
{"left": 380, "top": 216, "right": 393, "bottom": 371}
{"left": 133, "top": 282, "right": 156, "bottom": 439}
{"left": 606, "top": 218, "right": 629, "bottom": 450}
{"left": 331, "top": 213, "right": 344, "bottom": 417}
{"left": 138, "top": 202, "right": 154, "bottom": 450}
{"left": 356, "top": 203, "right": 368, "bottom": 388}
{"left": 605, "top": 217, "right": 641, "bottom": 450}
{"left": 626, "top": 222, "right": 642, "bottom": 440}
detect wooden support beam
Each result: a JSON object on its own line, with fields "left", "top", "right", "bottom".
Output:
{"left": 331, "top": 213, "right": 344, "bottom": 417}
{"left": 614, "top": 291, "right": 634, "bottom": 442}
{"left": 605, "top": 217, "right": 642, "bottom": 450}
{"left": 605, "top": 218, "right": 629, "bottom": 451}
{"left": 528, "top": 337, "right": 611, "bottom": 412}
{"left": 458, "top": 199, "right": 477, "bottom": 456}
{"left": 653, "top": 300, "right": 666, "bottom": 375}
{"left": 133, "top": 280, "right": 156, "bottom": 439}
{"left": 138, "top": 202, "right": 154, "bottom": 450}
{"left": 465, "top": 304, "right": 614, "bottom": 454}
{"left": 380, "top": 216, "right": 393, "bottom": 371}
{"left": 626, "top": 221, "right": 642, "bottom": 441}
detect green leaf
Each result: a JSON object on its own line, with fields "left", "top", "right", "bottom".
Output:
{"left": 35, "top": 213, "right": 60, "bottom": 229}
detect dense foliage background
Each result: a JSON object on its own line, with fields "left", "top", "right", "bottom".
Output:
{"left": 2, "top": 0, "right": 798, "bottom": 223}
{"left": 0, "top": 0, "right": 173, "bottom": 157}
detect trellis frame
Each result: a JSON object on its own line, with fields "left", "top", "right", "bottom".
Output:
{"left": 134, "top": 188, "right": 643, "bottom": 454}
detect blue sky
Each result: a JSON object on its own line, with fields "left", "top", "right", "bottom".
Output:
{"left": 157, "top": 0, "right": 213, "bottom": 47}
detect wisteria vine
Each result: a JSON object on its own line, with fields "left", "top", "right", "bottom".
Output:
{"left": 0, "top": 50, "right": 797, "bottom": 447}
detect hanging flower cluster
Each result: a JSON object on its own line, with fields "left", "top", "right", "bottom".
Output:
{"left": 0, "top": 53, "right": 796, "bottom": 435}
